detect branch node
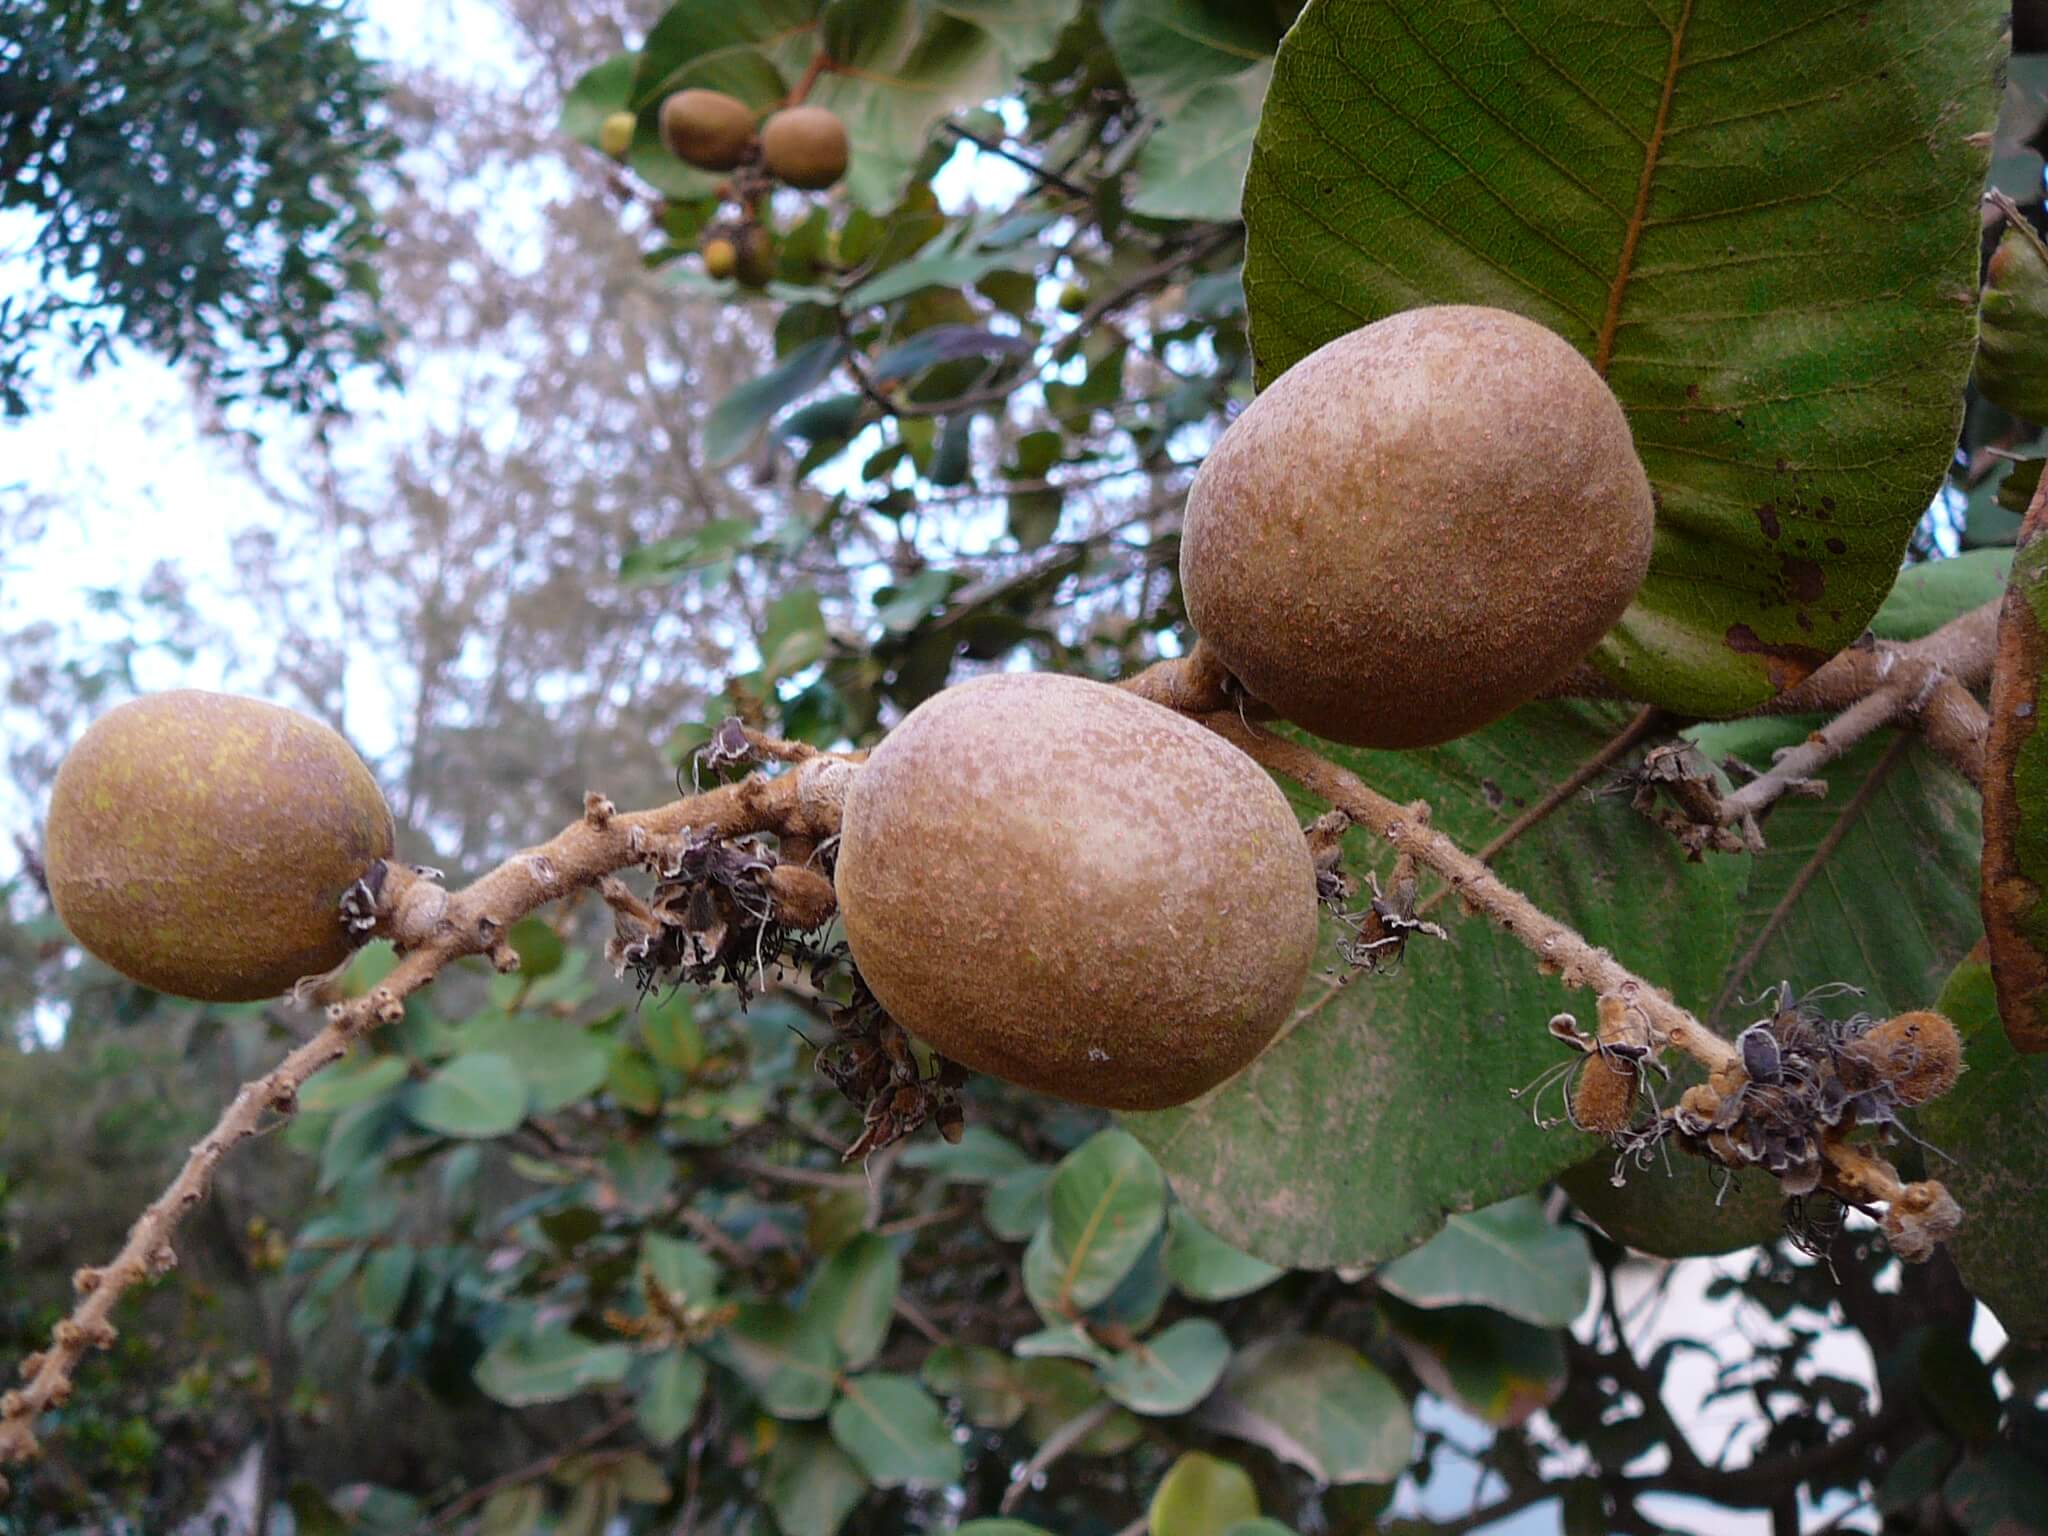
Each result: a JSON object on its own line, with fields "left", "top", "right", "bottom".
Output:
{"left": 583, "top": 791, "right": 616, "bottom": 828}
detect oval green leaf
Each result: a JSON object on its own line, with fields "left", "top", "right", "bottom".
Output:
{"left": 1375, "top": 1197, "right": 1592, "bottom": 1328}
{"left": 1166, "top": 1206, "right": 1284, "bottom": 1302}
{"left": 1204, "top": 1334, "right": 1412, "bottom": 1486}
{"left": 1150, "top": 1451, "right": 1259, "bottom": 1536}
{"left": 473, "top": 1326, "right": 630, "bottom": 1407}
{"left": 828, "top": 1373, "right": 964, "bottom": 1489}
{"left": 408, "top": 1052, "right": 527, "bottom": 1139}
{"left": 1101, "top": 1318, "right": 1232, "bottom": 1417}
{"left": 1045, "top": 1128, "right": 1168, "bottom": 1312}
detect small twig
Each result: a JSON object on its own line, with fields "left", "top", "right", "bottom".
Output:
{"left": 941, "top": 120, "right": 1091, "bottom": 199}
{"left": 1711, "top": 733, "right": 1912, "bottom": 1023}
{"left": 890, "top": 1291, "right": 953, "bottom": 1347}
{"left": 998, "top": 1397, "right": 1115, "bottom": 1514}
{"left": 1720, "top": 668, "right": 1936, "bottom": 823}
{"left": 784, "top": 50, "right": 832, "bottom": 109}
{"left": 1418, "top": 704, "right": 1665, "bottom": 918}
{"left": 418, "top": 1404, "right": 634, "bottom": 1532}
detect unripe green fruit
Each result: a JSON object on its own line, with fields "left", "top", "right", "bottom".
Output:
{"left": 1181, "top": 305, "right": 1655, "bottom": 749}
{"left": 1057, "top": 283, "right": 1087, "bottom": 314}
{"left": 660, "top": 89, "right": 756, "bottom": 171}
{"left": 833, "top": 672, "right": 1318, "bottom": 1111}
{"left": 44, "top": 691, "right": 395, "bottom": 1001}
{"left": 759, "top": 106, "right": 849, "bottom": 191}
{"left": 598, "top": 110, "right": 635, "bottom": 160}
{"left": 703, "top": 236, "right": 738, "bottom": 281}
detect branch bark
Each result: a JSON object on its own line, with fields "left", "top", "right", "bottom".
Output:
{"left": 0, "top": 760, "right": 848, "bottom": 1479}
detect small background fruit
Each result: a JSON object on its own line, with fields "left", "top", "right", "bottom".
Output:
{"left": 1181, "top": 304, "right": 1655, "bottom": 750}
{"left": 833, "top": 672, "right": 1318, "bottom": 1111}
{"left": 702, "top": 235, "right": 738, "bottom": 280}
{"left": 660, "top": 88, "right": 755, "bottom": 171}
{"left": 759, "top": 105, "right": 848, "bottom": 190}
{"left": 598, "top": 110, "right": 635, "bottom": 160}
{"left": 44, "top": 691, "right": 396, "bottom": 1001}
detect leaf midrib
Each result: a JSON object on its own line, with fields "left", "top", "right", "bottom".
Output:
{"left": 1593, "top": 0, "right": 1694, "bottom": 374}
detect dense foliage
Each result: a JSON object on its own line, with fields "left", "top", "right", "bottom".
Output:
{"left": 0, "top": 0, "right": 395, "bottom": 416}
{"left": 5, "top": 2, "right": 2048, "bottom": 1535}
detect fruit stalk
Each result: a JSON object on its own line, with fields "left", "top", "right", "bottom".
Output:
{"left": 0, "top": 758, "right": 848, "bottom": 1478}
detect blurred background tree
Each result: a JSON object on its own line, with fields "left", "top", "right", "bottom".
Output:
{"left": 1, "top": 1, "right": 2045, "bottom": 1534}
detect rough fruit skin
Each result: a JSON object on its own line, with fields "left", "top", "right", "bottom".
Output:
{"left": 833, "top": 672, "right": 1319, "bottom": 1111}
{"left": 1181, "top": 305, "right": 1655, "bottom": 749}
{"left": 44, "top": 691, "right": 395, "bottom": 1002}
{"left": 660, "top": 89, "right": 755, "bottom": 171}
{"left": 759, "top": 106, "right": 849, "bottom": 190}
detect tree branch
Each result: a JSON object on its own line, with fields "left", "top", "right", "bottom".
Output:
{"left": 0, "top": 761, "right": 850, "bottom": 1479}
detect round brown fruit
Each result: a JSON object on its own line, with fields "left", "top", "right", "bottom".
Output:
{"left": 832, "top": 672, "right": 1319, "bottom": 1111}
{"left": 759, "top": 106, "right": 849, "bottom": 190}
{"left": 44, "top": 691, "right": 395, "bottom": 1001}
{"left": 598, "top": 110, "right": 636, "bottom": 160}
{"left": 660, "top": 88, "right": 755, "bottom": 171}
{"left": 1180, "top": 305, "right": 1655, "bottom": 749}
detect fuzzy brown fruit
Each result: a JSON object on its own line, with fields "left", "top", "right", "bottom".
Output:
{"left": 660, "top": 89, "right": 755, "bottom": 171}
{"left": 1181, "top": 305, "right": 1655, "bottom": 749}
{"left": 759, "top": 106, "right": 849, "bottom": 190}
{"left": 44, "top": 691, "right": 395, "bottom": 1001}
{"left": 833, "top": 673, "right": 1318, "bottom": 1111}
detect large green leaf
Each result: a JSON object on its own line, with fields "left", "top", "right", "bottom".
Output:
{"left": 1129, "top": 702, "right": 1746, "bottom": 1269}
{"left": 1242, "top": 0, "right": 1999, "bottom": 715}
{"left": 1202, "top": 1335, "right": 1411, "bottom": 1486}
{"left": 1374, "top": 1197, "right": 1591, "bottom": 1328}
{"left": 1919, "top": 955, "right": 2048, "bottom": 1344}
{"left": 1043, "top": 1129, "right": 1169, "bottom": 1312}
{"left": 1691, "top": 721, "right": 1983, "bottom": 1025}
{"left": 829, "top": 1374, "right": 964, "bottom": 1488}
